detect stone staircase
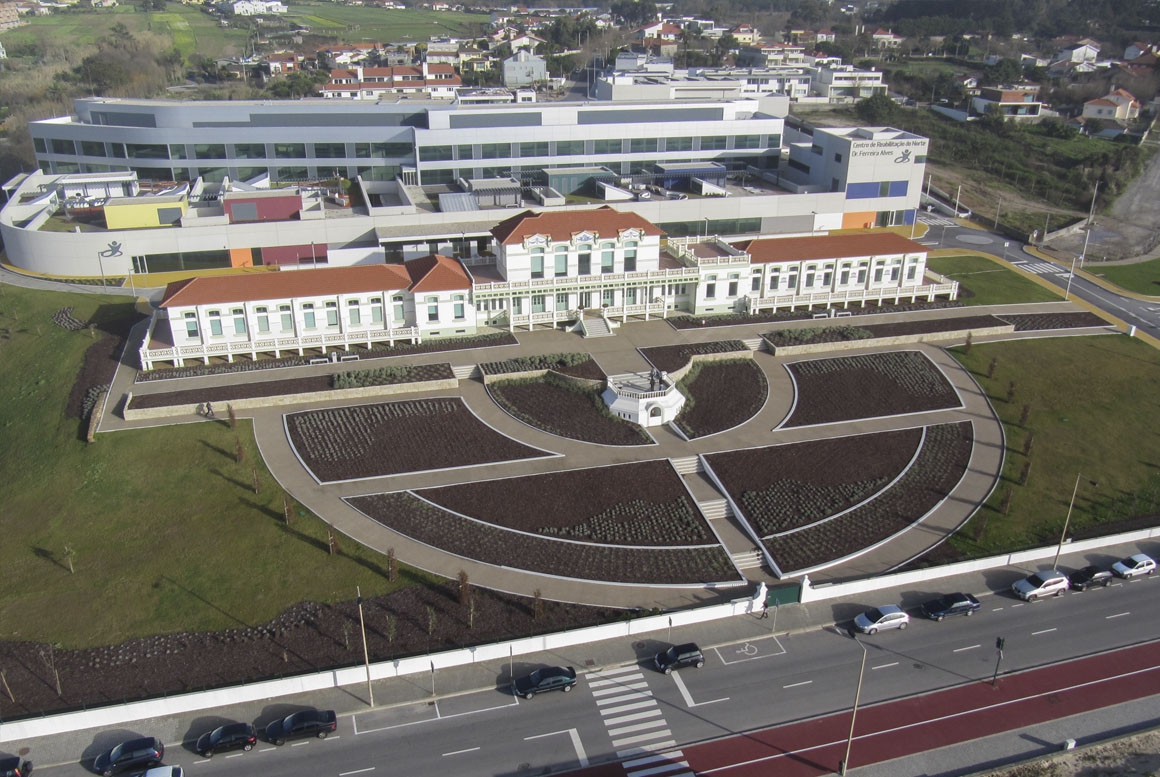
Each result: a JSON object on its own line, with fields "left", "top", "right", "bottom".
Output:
{"left": 742, "top": 337, "right": 766, "bottom": 352}
{"left": 452, "top": 364, "right": 478, "bottom": 380}
{"left": 731, "top": 548, "right": 766, "bottom": 571}
{"left": 580, "top": 315, "right": 614, "bottom": 338}
{"left": 670, "top": 455, "right": 702, "bottom": 475}
{"left": 698, "top": 498, "right": 731, "bottom": 520}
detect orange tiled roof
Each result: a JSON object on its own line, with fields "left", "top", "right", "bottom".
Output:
{"left": 160, "top": 265, "right": 412, "bottom": 308}
{"left": 733, "top": 232, "right": 928, "bottom": 264}
{"left": 406, "top": 254, "right": 471, "bottom": 292}
{"left": 491, "top": 206, "right": 664, "bottom": 245}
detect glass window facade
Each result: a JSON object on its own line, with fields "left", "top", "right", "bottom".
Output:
{"left": 194, "top": 144, "right": 226, "bottom": 160}
{"left": 274, "top": 143, "right": 306, "bottom": 159}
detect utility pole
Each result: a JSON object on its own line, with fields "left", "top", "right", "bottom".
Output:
{"left": 356, "top": 586, "right": 373, "bottom": 707}
{"left": 839, "top": 637, "right": 868, "bottom": 775}
{"left": 1079, "top": 180, "right": 1099, "bottom": 267}
{"left": 992, "top": 637, "right": 1005, "bottom": 687}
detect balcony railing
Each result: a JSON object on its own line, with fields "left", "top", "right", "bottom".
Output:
{"left": 744, "top": 281, "right": 959, "bottom": 314}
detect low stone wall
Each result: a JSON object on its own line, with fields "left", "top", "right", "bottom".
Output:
{"left": 668, "top": 350, "right": 755, "bottom": 383}
{"left": 122, "top": 377, "right": 461, "bottom": 420}
{"left": 768, "top": 325, "right": 1014, "bottom": 356}
{"left": 481, "top": 367, "right": 604, "bottom": 390}
{"left": 86, "top": 389, "right": 107, "bottom": 443}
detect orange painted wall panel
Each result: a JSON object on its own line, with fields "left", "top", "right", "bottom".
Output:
{"left": 842, "top": 211, "right": 876, "bottom": 229}
{"left": 230, "top": 248, "right": 254, "bottom": 268}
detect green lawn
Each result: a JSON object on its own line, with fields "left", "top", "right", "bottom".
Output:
{"left": 0, "top": 285, "right": 429, "bottom": 649}
{"left": 948, "top": 335, "right": 1160, "bottom": 556}
{"left": 928, "top": 254, "right": 1064, "bottom": 305}
{"left": 284, "top": 2, "right": 486, "bottom": 41}
{"left": 1086, "top": 258, "right": 1160, "bottom": 297}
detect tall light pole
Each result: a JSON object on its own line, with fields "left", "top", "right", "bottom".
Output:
{"left": 96, "top": 251, "right": 107, "bottom": 289}
{"left": 1080, "top": 181, "right": 1099, "bottom": 268}
{"left": 839, "top": 636, "right": 868, "bottom": 776}
{"left": 994, "top": 195, "right": 1002, "bottom": 230}
{"left": 356, "top": 586, "right": 374, "bottom": 707}
{"left": 1064, "top": 255, "right": 1077, "bottom": 300}
{"left": 1052, "top": 474, "right": 1096, "bottom": 570}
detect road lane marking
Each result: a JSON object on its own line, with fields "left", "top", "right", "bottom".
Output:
{"left": 525, "top": 728, "right": 589, "bottom": 768}
{"left": 603, "top": 709, "right": 664, "bottom": 727}
{"left": 698, "top": 664, "right": 1160, "bottom": 774}
{"left": 617, "top": 741, "right": 678, "bottom": 758}
{"left": 442, "top": 747, "right": 480, "bottom": 757}
{"left": 871, "top": 662, "right": 898, "bottom": 670}
{"left": 596, "top": 689, "right": 654, "bottom": 705}
{"left": 1032, "top": 628, "right": 1058, "bottom": 636}
{"left": 783, "top": 680, "right": 813, "bottom": 688}
{"left": 1106, "top": 612, "right": 1131, "bottom": 619}
{"left": 992, "top": 607, "right": 1004, "bottom": 611}
{"left": 258, "top": 747, "right": 276, "bottom": 753}
{"left": 631, "top": 765, "right": 693, "bottom": 777}
{"left": 591, "top": 665, "right": 646, "bottom": 677}
{"left": 592, "top": 681, "right": 650, "bottom": 697}
{"left": 953, "top": 645, "right": 981, "bottom": 653}
{"left": 602, "top": 699, "right": 660, "bottom": 717}
{"left": 1012, "top": 603, "right": 1025, "bottom": 607}
{"left": 671, "top": 670, "right": 728, "bottom": 708}
{"left": 613, "top": 730, "right": 675, "bottom": 747}
{"left": 290, "top": 742, "right": 309, "bottom": 747}
{"left": 339, "top": 769, "right": 376, "bottom": 776}
{"left": 589, "top": 674, "right": 644, "bottom": 688}
{"left": 625, "top": 753, "right": 688, "bottom": 769}
{"left": 608, "top": 719, "right": 670, "bottom": 737}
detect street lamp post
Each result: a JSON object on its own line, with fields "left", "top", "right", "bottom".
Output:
{"left": 839, "top": 636, "right": 868, "bottom": 776}
{"left": 96, "top": 251, "right": 107, "bottom": 289}
{"left": 356, "top": 586, "right": 374, "bottom": 707}
{"left": 1053, "top": 474, "right": 1096, "bottom": 570}
{"left": 1064, "top": 255, "right": 1077, "bottom": 301}
{"left": 994, "top": 195, "right": 1002, "bottom": 230}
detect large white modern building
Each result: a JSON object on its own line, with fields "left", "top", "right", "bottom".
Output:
{"left": 3, "top": 96, "right": 927, "bottom": 278}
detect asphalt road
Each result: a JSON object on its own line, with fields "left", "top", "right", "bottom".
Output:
{"left": 32, "top": 571, "right": 1160, "bottom": 777}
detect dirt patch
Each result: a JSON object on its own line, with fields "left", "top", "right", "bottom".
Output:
{"left": 995, "top": 312, "right": 1110, "bottom": 331}
{"left": 0, "top": 582, "right": 623, "bottom": 720}
{"left": 285, "top": 398, "right": 552, "bottom": 482}
{"left": 987, "top": 728, "right": 1160, "bottom": 777}
{"left": 676, "top": 360, "right": 767, "bottom": 439}
{"left": 65, "top": 316, "right": 141, "bottom": 420}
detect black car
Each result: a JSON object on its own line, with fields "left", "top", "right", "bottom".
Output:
{"left": 512, "top": 666, "right": 577, "bottom": 699}
{"left": 0, "top": 756, "right": 31, "bottom": 777}
{"left": 92, "top": 737, "right": 164, "bottom": 777}
{"left": 264, "top": 710, "right": 337, "bottom": 746}
{"left": 1069, "top": 565, "right": 1113, "bottom": 591}
{"left": 920, "top": 593, "right": 981, "bottom": 621}
{"left": 195, "top": 723, "right": 258, "bottom": 758}
{"left": 654, "top": 643, "right": 705, "bottom": 674}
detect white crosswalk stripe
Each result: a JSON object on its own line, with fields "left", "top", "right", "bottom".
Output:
{"left": 1013, "top": 261, "right": 1070, "bottom": 275}
{"left": 918, "top": 215, "right": 956, "bottom": 226}
{"left": 587, "top": 669, "right": 688, "bottom": 777}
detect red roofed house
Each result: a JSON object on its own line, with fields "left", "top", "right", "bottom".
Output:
{"left": 1082, "top": 88, "right": 1141, "bottom": 122}
{"left": 872, "top": 29, "right": 905, "bottom": 49}
{"left": 142, "top": 258, "right": 474, "bottom": 369}
{"left": 321, "top": 64, "right": 460, "bottom": 100}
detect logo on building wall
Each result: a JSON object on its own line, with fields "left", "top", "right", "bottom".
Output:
{"left": 99, "top": 241, "right": 124, "bottom": 258}
{"left": 893, "top": 149, "right": 912, "bottom": 164}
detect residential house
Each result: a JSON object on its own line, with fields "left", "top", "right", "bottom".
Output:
{"left": 971, "top": 84, "right": 1042, "bottom": 121}
{"left": 1123, "top": 42, "right": 1157, "bottom": 60}
{"left": 729, "top": 24, "right": 758, "bottom": 45}
{"left": 267, "top": 52, "right": 301, "bottom": 74}
{"left": 502, "top": 50, "right": 546, "bottom": 87}
{"left": 1053, "top": 39, "right": 1099, "bottom": 64}
{"left": 871, "top": 29, "right": 905, "bottom": 49}
{"left": 1082, "top": 88, "right": 1141, "bottom": 122}
{"left": 231, "top": 0, "right": 287, "bottom": 15}
{"left": 507, "top": 32, "right": 545, "bottom": 53}
{"left": 321, "top": 63, "right": 460, "bottom": 100}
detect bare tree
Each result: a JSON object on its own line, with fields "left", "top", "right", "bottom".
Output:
{"left": 63, "top": 544, "right": 76, "bottom": 574}
{"left": 533, "top": 589, "right": 544, "bottom": 621}
{"left": 387, "top": 548, "right": 398, "bottom": 581}
{"left": 458, "top": 570, "right": 470, "bottom": 606}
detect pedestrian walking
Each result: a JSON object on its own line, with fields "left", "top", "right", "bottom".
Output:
{"left": 760, "top": 601, "right": 769, "bottom": 619}
{"left": 205, "top": 401, "right": 215, "bottom": 419}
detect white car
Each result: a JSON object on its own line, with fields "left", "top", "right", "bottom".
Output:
{"left": 142, "top": 768, "right": 184, "bottom": 777}
{"left": 1112, "top": 553, "right": 1156, "bottom": 578}
{"left": 1011, "top": 570, "right": 1069, "bottom": 601}
{"left": 854, "top": 605, "right": 910, "bottom": 634}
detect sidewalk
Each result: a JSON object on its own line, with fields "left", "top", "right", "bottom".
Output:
{"left": 5, "top": 536, "right": 1156, "bottom": 770}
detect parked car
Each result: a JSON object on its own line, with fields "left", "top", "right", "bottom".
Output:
{"left": 264, "top": 709, "right": 337, "bottom": 746}
{"left": 512, "top": 666, "right": 577, "bottom": 699}
{"left": 854, "top": 605, "right": 910, "bottom": 634}
{"left": 654, "top": 643, "right": 705, "bottom": 674}
{"left": 920, "top": 593, "right": 981, "bottom": 621}
{"left": 0, "top": 756, "right": 31, "bottom": 777}
{"left": 1068, "top": 565, "right": 1113, "bottom": 591}
{"left": 1011, "top": 570, "right": 1069, "bottom": 601}
{"left": 195, "top": 722, "right": 258, "bottom": 758}
{"left": 1112, "top": 553, "right": 1156, "bottom": 578}
{"left": 92, "top": 737, "right": 164, "bottom": 776}
{"left": 141, "top": 768, "right": 183, "bottom": 777}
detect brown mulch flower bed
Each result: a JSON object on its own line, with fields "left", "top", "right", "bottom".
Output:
{"left": 137, "top": 331, "right": 519, "bottom": 382}
{"left": 285, "top": 398, "right": 552, "bottom": 482}
{"left": 704, "top": 428, "right": 923, "bottom": 537}
{"left": 639, "top": 340, "right": 750, "bottom": 373}
{"left": 667, "top": 300, "right": 964, "bottom": 330}
{"left": 995, "top": 312, "right": 1110, "bottom": 331}
{"left": 66, "top": 314, "right": 144, "bottom": 421}
{"left": 762, "top": 315, "right": 1007, "bottom": 348}
{"left": 675, "top": 359, "right": 767, "bottom": 438}
{"left": 480, "top": 353, "right": 606, "bottom": 380}
{"left": 761, "top": 422, "right": 974, "bottom": 573}
{"left": 489, "top": 375, "right": 653, "bottom": 446}
{"left": 128, "top": 364, "right": 455, "bottom": 410}
{"left": 782, "top": 351, "right": 961, "bottom": 428}
{"left": 0, "top": 581, "right": 624, "bottom": 720}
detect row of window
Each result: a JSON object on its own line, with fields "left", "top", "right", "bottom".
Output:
{"left": 35, "top": 138, "right": 415, "bottom": 162}
{"left": 417, "top": 135, "right": 776, "bottom": 163}
{"left": 42, "top": 162, "right": 402, "bottom": 184}
{"left": 527, "top": 242, "right": 638, "bottom": 279}
{"left": 181, "top": 295, "right": 467, "bottom": 339}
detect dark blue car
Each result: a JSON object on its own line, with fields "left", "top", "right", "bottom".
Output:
{"left": 920, "top": 593, "right": 981, "bottom": 621}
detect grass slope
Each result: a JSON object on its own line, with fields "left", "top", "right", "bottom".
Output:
{"left": 0, "top": 286, "right": 426, "bottom": 649}
{"left": 928, "top": 254, "right": 1064, "bottom": 305}
{"left": 949, "top": 335, "right": 1160, "bottom": 556}
{"left": 1086, "top": 258, "right": 1160, "bottom": 297}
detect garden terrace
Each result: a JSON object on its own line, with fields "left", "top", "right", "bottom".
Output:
{"left": 666, "top": 300, "right": 964, "bottom": 330}
{"left": 346, "top": 492, "right": 740, "bottom": 585}
{"left": 128, "top": 364, "right": 454, "bottom": 409}
{"left": 675, "top": 360, "right": 768, "bottom": 439}
{"left": 639, "top": 340, "right": 750, "bottom": 373}
{"left": 762, "top": 315, "right": 1006, "bottom": 348}
{"left": 704, "top": 428, "right": 923, "bottom": 536}
{"left": 137, "top": 331, "right": 518, "bottom": 382}
{"left": 285, "top": 398, "right": 552, "bottom": 483}
{"left": 479, "top": 352, "right": 606, "bottom": 380}
{"left": 781, "top": 350, "right": 961, "bottom": 428}
{"left": 414, "top": 460, "right": 709, "bottom": 545}
{"left": 760, "top": 422, "right": 974, "bottom": 575}
{"left": 489, "top": 375, "right": 654, "bottom": 446}
{"left": 995, "top": 312, "right": 1110, "bottom": 331}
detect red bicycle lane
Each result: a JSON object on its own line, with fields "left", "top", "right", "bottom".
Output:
{"left": 564, "top": 639, "right": 1160, "bottom": 777}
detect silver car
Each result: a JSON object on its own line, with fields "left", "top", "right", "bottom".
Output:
{"left": 854, "top": 605, "right": 910, "bottom": 634}
{"left": 1011, "top": 570, "right": 1068, "bottom": 600}
{"left": 1112, "top": 553, "right": 1156, "bottom": 578}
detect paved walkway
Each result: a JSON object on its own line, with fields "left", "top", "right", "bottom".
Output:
{"left": 98, "top": 301, "right": 1105, "bottom": 608}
